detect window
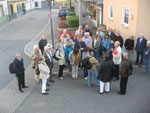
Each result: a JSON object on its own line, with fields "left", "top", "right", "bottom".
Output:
{"left": 108, "top": 4, "right": 113, "bottom": 20}
{"left": 35, "top": 2, "right": 38, "bottom": 7}
{"left": 0, "top": 5, "right": 4, "bottom": 17}
{"left": 122, "top": 7, "right": 129, "bottom": 27}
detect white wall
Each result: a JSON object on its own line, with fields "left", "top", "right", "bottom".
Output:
{"left": 0, "top": 0, "right": 9, "bottom": 15}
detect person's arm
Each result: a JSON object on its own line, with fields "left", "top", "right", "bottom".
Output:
{"left": 38, "top": 63, "right": 49, "bottom": 74}
{"left": 98, "top": 64, "right": 103, "bottom": 80}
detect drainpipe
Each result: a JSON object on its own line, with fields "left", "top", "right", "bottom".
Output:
{"left": 6, "top": 0, "right": 11, "bottom": 21}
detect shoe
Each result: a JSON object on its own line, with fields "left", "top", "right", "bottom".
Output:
{"left": 45, "top": 89, "right": 50, "bottom": 91}
{"left": 42, "top": 92, "right": 49, "bottom": 95}
{"left": 59, "top": 77, "right": 64, "bottom": 80}
{"left": 143, "top": 72, "right": 148, "bottom": 75}
{"left": 84, "top": 77, "right": 88, "bottom": 80}
{"left": 49, "top": 80, "right": 55, "bottom": 83}
{"left": 52, "top": 74, "right": 56, "bottom": 76}
{"left": 105, "top": 91, "right": 109, "bottom": 93}
{"left": 117, "top": 92, "right": 124, "bottom": 95}
{"left": 22, "top": 86, "right": 28, "bottom": 88}
{"left": 47, "top": 84, "right": 50, "bottom": 87}
{"left": 99, "top": 92, "right": 103, "bottom": 94}
{"left": 19, "top": 90, "right": 24, "bottom": 93}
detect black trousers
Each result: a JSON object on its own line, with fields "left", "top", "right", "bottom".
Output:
{"left": 84, "top": 68, "right": 88, "bottom": 77}
{"left": 16, "top": 72, "right": 25, "bottom": 90}
{"left": 114, "top": 65, "right": 120, "bottom": 80}
{"left": 136, "top": 51, "right": 144, "bottom": 65}
{"left": 120, "top": 77, "right": 128, "bottom": 94}
{"left": 59, "top": 65, "right": 64, "bottom": 77}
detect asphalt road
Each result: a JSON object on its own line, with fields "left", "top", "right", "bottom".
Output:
{"left": 0, "top": 8, "right": 49, "bottom": 90}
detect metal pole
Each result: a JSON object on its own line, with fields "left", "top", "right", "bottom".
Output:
{"left": 49, "top": 0, "right": 54, "bottom": 49}
{"left": 70, "top": 0, "right": 71, "bottom": 9}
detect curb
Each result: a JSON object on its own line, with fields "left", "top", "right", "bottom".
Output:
{"left": 24, "top": 19, "right": 50, "bottom": 57}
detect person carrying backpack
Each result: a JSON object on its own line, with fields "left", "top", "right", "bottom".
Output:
{"left": 118, "top": 53, "right": 132, "bottom": 95}
{"left": 13, "top": 53, "right": 28, "bottom": 93}
{"left": 56, "top": 43, "right": 65, "bottom": 79}
{"left": 87, "top": 50, "right": 99, "bottom": 87}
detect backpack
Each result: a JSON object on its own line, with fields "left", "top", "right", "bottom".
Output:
{"left": 53, "top": 49, "right": 60, "bottom": 61}
{"left": 126, "top": 62, "right": 133, "bottom": 76}
{"left": 9, "top": 61, "right": 16, "bottom": 74}
{"left": 82, "top": 57, "right": 92, "bottom": 69}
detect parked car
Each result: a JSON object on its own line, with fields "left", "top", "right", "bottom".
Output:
{"left": 58, "top": 9, "right": 72, "bottom": 17}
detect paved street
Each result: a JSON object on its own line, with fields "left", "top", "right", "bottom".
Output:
{"left": 0, "top": 7, "right": 150, "bottom": 113}
{"left": 0, "top": 8, "right": 49, "bottom": 90}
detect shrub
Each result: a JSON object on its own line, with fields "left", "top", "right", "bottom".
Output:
{"left": 67, "top": 11, "right": 76, "bottom": 16}
{"left": 66, "top": 16, "right": 79, "bottom": 28}
{"left": 59, "top": 22, "right": 68, "bottom": 28}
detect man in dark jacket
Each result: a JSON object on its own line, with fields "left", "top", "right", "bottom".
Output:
{"left": 74, "top": 37, "right": 86, "bottom": 69}
{"left": 84, "top": 25, "right": 92, "bottom": 36}
{"left": 43, "top": 46, "right": 55, "bottom": 83}
{"left": 39, "top": 35, "right": 48, "bottom": 54}
{"left": 106, "top": 27, "right": 115, "bottom": 40}
{"left": 98, "top": 54, "right": 115, "bottom": 94}
{"left": 112, "top": 30, "right": 124, "bottom": 48}
{"left": 135, "top": 33, "right": 147, "bottom": 67}
{"left": 118, "top": 53, "right": 130, "bottom": 95}
{"left": 14, "top": 53, "right": 28, "bottom": 93}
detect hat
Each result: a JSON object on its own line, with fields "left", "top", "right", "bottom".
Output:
{"left": 47, "top": 43, "right": 52, "bottom": 48}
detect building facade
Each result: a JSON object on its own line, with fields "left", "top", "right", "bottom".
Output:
{"left": 34, "top": 0, "right": 48, "bottom": 9}
{"left": 0, "top": 0, "right": 9, "bottom": 24}
{"left": 103, "top": 0, "right": 150, "bottom": 40}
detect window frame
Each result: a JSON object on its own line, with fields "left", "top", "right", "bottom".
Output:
{"left": 108, "top": 3, "right": 113, "bottom": 20}
{"left": 122, "top": 6, "right": 129, "bottom": 27}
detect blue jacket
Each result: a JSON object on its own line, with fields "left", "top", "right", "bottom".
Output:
{"left": 144, "top": 47, "right": 150, "bottom": 59}
{"left": 65, "top": 45, "right": 73, "bottom": 58}
{"left": 101, "top": 38, "right": 111, "bottom": 50}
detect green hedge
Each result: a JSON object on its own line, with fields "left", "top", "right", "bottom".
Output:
{"left": 66, "top": 16, "right": 79, "bottom": 28}
{"left": 67, "top": 11, "right": 76, "bottom": 16}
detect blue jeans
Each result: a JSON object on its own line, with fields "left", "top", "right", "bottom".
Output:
{"left": 144, "top": 58, "right": 149, "bottom": 73}
{"left": 94, "top": 49, "right": 100, "bottom": 61}
{"left": 88, "top": 69, "right": 100, "bottom": 87}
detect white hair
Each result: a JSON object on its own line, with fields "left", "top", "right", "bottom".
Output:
{"left": 116, "top": 30, "right": 120, "bottom": 34}
{"left": 33, "top": 45, "right": 38, "bottom": 50}
{"left": 44, "top": 46, "right": 49, "bottom": 51}
{"left": 147, "top": 41, "right": 150, "bottom": 45}
{"left": 63, "top": 29, "right": 67, "bottom": 33}
{"left": 16, "top": 52, "right": 21, "bottom": 57}
{"left": 123, "top": 53, "right": 128, "bottom": 59}
{"left": 140, "top": 33, "right": 144, "bottom": 37}
{"left": 108, "top": 27, "right": 112, "bottom": 30}
{"left": 116, "top": 41, "right": 120, "bottom": 46}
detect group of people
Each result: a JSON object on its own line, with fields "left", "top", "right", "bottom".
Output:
{"left": 12, "top": 25, "right": 150, "bottom": 96}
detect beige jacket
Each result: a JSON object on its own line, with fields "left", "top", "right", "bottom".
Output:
{"left": 56, "top": 49, "right": 65, "bottom": 65}
{"left": 38, "top": 61, "right": 50, "bottom": 79}
{"left": 88, "top": 56, "right": 98, "bottom": 70}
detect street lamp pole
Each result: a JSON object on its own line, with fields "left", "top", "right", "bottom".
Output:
{"left": 49, "top": 0, "right": 54, "bottom": 49}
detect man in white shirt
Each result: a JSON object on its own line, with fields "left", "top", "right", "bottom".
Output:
{"left": 112, "top": 41, "right": 122, "bottom": 81}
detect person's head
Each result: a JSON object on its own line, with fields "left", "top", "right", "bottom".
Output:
{"left": 38, "top": 56, "right": 45, "bottom": 62}
{"left": 63, "top": 29, "right": 67, "bottom": 35}
{"left": 111, "top": 40, "right": 114, "bottom": 44}
{"left": 77, "top": 37, "right": 82, "bottom": 42}
{"left": 73, "top": 48, "right": 79, "bottom": 54}
{"left": 147, "top": 41, "right": 150, "bottom": 47}
{"left": 107, "top": 27, "right": 112, "bottom": 33}
{"left": 44, "top": 46, "right": 50, "bottom": 53}
{"left": 139, "top": 33, "right": 144, "bottom": 38}
{"left": 84, "top": 32, "right": 89, "bottom": 37}
{"left": 16, "top": 53, "right": 21, "bottom": 59}
{"left": 84, "top": 47, "right": 89, "bottom": 52}
{"left": 79, "top": 26, "right": 82, "bottom": 30}
{"left": 97, "top": 27, "right": 102, "bottom": 32}
{"left": 115, "top": 30, "right": 120, "bottom": 37}
{"left": 34, "top": 45, "right": 39, "bottom": 52}
{"left": 123, "top": 53, "right": 128, "bottom": 59}
{"left": 129, "top": 35, "right": 134, "bottom": 39}
{"left": 41, "top": 35, "right": 45, "bottom": 40}
{"left": 96, "top": 32, "right": 100, "bottom": 37}
{"left": 85, "top": 25, "right": 89, "bottom": 29}
{"left": 114, "top": 41, "right": 120, "bottom": 48}
{"left": 94, "top": 35, "right": 98, "bottom": 40}
{"left": 47, "top": 43, "right": 52, "bottom": 50}
{"left": 104, "top": 34, "right": 109, "bottom": 39}
{"left": 66, "top": 41, "right": 71, "bottom": 46}
{"left": 57, "top": 43, "right": 62, "bottom": 49}
{"left": 104, "top": 54, "right": 110, "bottom": 61}
{"left": 89, "top": 49, "right": 94, "bottom": 56}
